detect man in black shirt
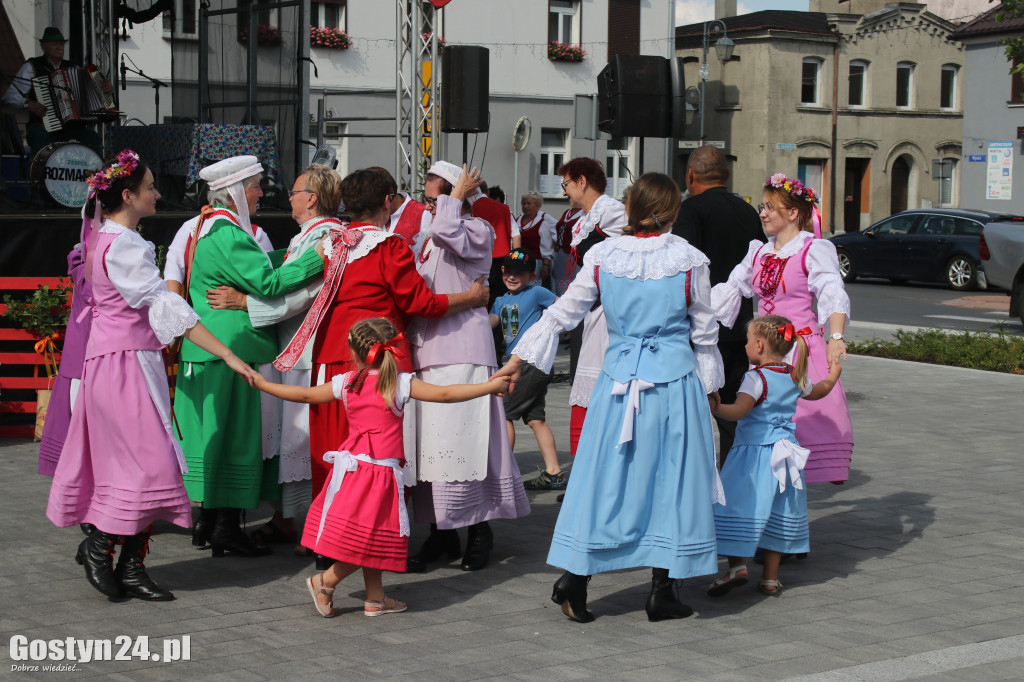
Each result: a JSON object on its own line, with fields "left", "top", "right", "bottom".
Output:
{"left": 672, "top": 145, "right": 765, "bottom": 465}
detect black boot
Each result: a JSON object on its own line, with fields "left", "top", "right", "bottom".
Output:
{"left": 210, "top": 508, "right": 272, "bottom": 558}
{"left": 461, "top": 522, "right": 493, "bottom": 571}
{"left": 80, "top": 523, "right": 96, "bottom": 536}
{"left": 645, "top": 567, "right": 693, "bottom": 622}
{"left": 115, "top": 529, "right": 175, "bottom": 601}
{"left": 75, "top": 531, "right": 125, "bottom": 599}
{"left": 191, "top": 506, "right": 217, "bottom": 549}
{"left": 551, "top": 571, "right": 594, "bottom": 623}
{"left": 406, "top": 523, "right": 460, "bottom": 573}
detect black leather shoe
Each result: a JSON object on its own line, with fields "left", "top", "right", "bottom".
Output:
{"left": 645, "top": 567, "right": 693, "bottom": 622}
{"left": 115, "top": 530, "right": 175, "bottom": 601}
{"left": 460, "top": 522, "right": 493, "bottom": 571}
{"left": 551, "top": 571, "right": 594, "bottom": 623}
{"left": 75, "top": 531, "right": 125, "bottom": 599}
{"left": 210, "top": 508, "right": 272, "bottom": 557}
{"left": 406, "top": 524, "right": 460, "bottom": 573}
{"left": 191, "top": 507, "right": 217, "bottom": 549}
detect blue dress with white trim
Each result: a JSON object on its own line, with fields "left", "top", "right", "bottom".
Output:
{"left": 514, "top": 233, "right": 725, "bottom": 579}
{"left": 714, "top": 364, "right": 811, "bottom": 557}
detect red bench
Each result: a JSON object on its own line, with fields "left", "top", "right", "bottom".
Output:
{"left": 0, "top": 277, "right": 70, "bottom": 438}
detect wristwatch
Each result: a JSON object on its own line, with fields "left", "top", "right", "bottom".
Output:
{"left": 830, "top": 332, "right": 845, "bottom": 342}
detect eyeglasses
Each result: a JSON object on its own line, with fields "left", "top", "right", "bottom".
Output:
{"left": 423, "top": 196, "right": 438, "bottom": 207}
{"left": 386, "top": 193, "right": 396, "bottom": 203}
{"left": 288, "top": 189, "right": 314, "bottom": 198}
{"left": 756, "top": 203, "right": 776, "bottom": 215}
{"left": 560, "top": 180, "right": 572, "bottom": 191}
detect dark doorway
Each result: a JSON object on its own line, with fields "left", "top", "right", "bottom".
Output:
{"left": 891, "top": 155, "right": 911, "bottom": 214}
{"left": 844, "top": 158, "right": 870, "bottom": 232}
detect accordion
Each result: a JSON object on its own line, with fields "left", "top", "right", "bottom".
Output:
{"left": 32, "top": 66, "right": 118, "bottom": 133}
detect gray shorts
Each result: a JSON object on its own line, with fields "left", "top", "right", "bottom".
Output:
{"left": 502, "top": 360, "right": 551, "bottom": 423}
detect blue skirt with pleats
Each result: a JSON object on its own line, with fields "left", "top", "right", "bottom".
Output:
{"left": 546, "top": 371, "right": 719, "bottom": 580}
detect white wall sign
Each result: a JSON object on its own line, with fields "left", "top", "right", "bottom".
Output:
{"left": 986, "top": 141, "right": 1014, "bottom": 201}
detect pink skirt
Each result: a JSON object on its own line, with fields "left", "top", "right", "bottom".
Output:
{"left": 47, "top": 350, "right": 192, "bottom": 535}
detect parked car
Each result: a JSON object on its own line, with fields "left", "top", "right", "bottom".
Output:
{"left": 829, "top": 209, "right": 1013, "bottom": 291}
{"left": 980, "top": 214, "right": 1024, "bottom": 318}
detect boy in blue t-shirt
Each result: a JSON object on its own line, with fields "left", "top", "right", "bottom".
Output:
{"left": 489, "top": 249, "right": 565, "bottom": 490}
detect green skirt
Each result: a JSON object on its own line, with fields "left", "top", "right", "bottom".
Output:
{"left": 176, "top": 360, "right": 280, "bottom": 508}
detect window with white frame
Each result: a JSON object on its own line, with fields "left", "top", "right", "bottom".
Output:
{"left": 605, "top": 137, "right": 633, "bottom": 201}
{"left": 940, "top": 64, "right": 958, "bottom": 110}
{"left": 938, "top": 159, "right": 957, "bottom": 206}
{"left": 848, "top": 60, "right": 867, "bottom": 107}
{"left": 539, "top": 128, "right": 568, "bottom": 197}
{"left": 311, "top": 0, "right": 346, "bottom": 30}
{"left": 163, "top": 0, "right": 199, "bottom": 39}
{"left": 549, "top": 0, "right": 581, "bottom": 45}
{"left": 801, "top": 58, "right": 823, "bottom": 106}
{"left": 896, "top": 62, "right": 915, "bottom": 108}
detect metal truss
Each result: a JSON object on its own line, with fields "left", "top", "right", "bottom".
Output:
{"left": 395, "top": 0, "right": 439, "bottom": 193}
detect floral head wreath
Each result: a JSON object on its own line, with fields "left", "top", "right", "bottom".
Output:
{"left": 87, "top": 150, "right": 140, "bottom": 192}
{"left": 765, "top": 173, "right": 817, "bottom": 203}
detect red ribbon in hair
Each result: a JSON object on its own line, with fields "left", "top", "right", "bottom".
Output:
{"left": 777, "top": 323, "right": 812, "bottom": 341}
{"left": 365, "top": 332, "right": 407, "bottom": 367}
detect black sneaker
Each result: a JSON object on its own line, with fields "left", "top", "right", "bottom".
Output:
{"left": 524, "top": 468, "right": 567, "bottom": 490}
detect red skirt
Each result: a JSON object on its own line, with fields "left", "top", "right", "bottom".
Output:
{"left": 301, "top": 457, "right": 407, "bottom": 572}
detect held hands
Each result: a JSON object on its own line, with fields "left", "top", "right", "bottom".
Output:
{"left": 469, "top": 275, "right": 490, "bottom": 307}
{"left": 826, "top": 337, "right": 847, "bottom": 368}
{"left": 225, "top": 354, "right": 260, "bottom": 385}
{"left": 708, "top": 391, "right": 721, "bottom": 415}
{"left": 451, "top": 165, "right": 483, "bottom": 201}
{"left": 488, "top": 375, "right": 512, "bottom": 396}
{"left": 206, "top": 285, "right": 247, "bottom": 310}
{"left": 489, "top": 356, "right": 523, "bottom": 395}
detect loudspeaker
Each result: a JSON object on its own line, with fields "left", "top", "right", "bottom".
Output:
{"left": 441, "top": 45, "right": 490, "bottom": 133}
{"left": 597, "top": 55, "right": 671, "bottom": 138}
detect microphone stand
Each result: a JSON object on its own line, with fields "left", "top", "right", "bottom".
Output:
{"left": 122, "top": 63, "right": 167, "bottom": 124}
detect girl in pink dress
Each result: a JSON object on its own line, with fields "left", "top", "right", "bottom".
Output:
{"left": 712, "top": 174, "right": 853, "bottom": 484}
{"left": 48, "top": 151, "right": 259, "bottom": 602}
{"left": 253, "top": 317, "right": 510, "bottom": 618}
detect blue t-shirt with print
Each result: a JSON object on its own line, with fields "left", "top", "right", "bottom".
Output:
{"left": 490, "top": 285, "right": 557, "bottom": 356}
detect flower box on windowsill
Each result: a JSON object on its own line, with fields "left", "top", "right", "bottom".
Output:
{"left": 238, "top": 24, "right": 282, "bottom": 46}
{"left": 311, "top": 26, "right": 350, "bottom": 50}
{"left": 548, "top": 42, "right": 585, "bottom": 63}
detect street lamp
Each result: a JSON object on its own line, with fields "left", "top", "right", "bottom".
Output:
{"left": 699, "top": 19, "right": 735, "bottom": 144}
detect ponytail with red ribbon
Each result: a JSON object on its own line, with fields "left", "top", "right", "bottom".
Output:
{"left": 365, "top": 332, "right": 407, "bottom": 367}
{"left": 777, "top": 323, "right": 812, "bottom": 342}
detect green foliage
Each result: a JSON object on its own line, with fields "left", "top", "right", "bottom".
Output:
{"left": 847, "top": 328, "right": 1024, "bottom": 374}
{"left": 2, "top": 283, "right": 72, "bottom": 339}
{"left": 997, "top": 0, "right": 1024, "bottom": 76}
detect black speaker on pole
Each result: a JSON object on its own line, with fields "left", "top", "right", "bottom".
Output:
{"left": 441, "top": 45, "right": 490, "bottom": 133}
{"left": 597, "top": 55, "right": 671, "bottom": 138}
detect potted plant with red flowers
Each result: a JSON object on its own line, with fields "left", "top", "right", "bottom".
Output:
{"left": 548, "top": 42, "right": 586, "bottom": 63}
{"left": 311, "top": 26, "right": 351, "bottom": 50}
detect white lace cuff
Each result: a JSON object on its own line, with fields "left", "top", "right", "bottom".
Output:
{"left": 814, "top": 282, "right": 852, "bottom": 327}
{"left": 149, "top": 292, "right": 200, "bottom": 345}
{"left": 569, "top": 372, "right": 598, "bottom": 408}
{"left": 711, "top": 282, "right": 743, "bottom": 328}
{"left": 694, "top": 344, "right": 725, "bottom": 394}
{"left": 513, "top": 314, "right": 562, "bottom": 373}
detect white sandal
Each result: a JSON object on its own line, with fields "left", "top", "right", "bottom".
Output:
{"left": 707, "top": 565, "right": 749, "bottom": 596}
{"left": 306, "top": 572, "right": 337, "bottom": 618}
{"left": 364, "top": 595, "right": 408, "bottom": 617}
{"left": 758, "top": 579, "right": 783, "bottom": 596}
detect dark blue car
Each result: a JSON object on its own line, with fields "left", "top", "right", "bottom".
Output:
{"left": 829, "top": 209, "right": 1007, "bottom": 291}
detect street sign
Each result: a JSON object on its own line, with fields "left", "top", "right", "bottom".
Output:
{"left": 776, "top": 143, "right": 796, "bottom": 150}
{"left": 677, "top": 140, "right": 725, "bottom": 149}
{"left": 968, "top": 155, "right": 985, "bottom": 162}
{"left": 931, "top": 159, "right": 954, "bottom": 179}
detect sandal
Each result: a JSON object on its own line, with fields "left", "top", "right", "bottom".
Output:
{"left": 249, "top": 522, "right": 296, "bottom": 546}
{"left": 758, "top": 579, "right": 783, "bottom": 596}
{"left": 707, "top": 565, "right": 749, "bottom": 597}
{"left": 364, "top": 595, "right": 408, "bottom": 617}
{"left": 306, "top": 572, "right": 337, "bottom": 617}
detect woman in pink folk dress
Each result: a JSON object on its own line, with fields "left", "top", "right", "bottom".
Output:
{"left": 713, "top": 174, "right": 853, "bottom": 485}
{"left": 47, "top": 151, "right": 259, "bottom": 602}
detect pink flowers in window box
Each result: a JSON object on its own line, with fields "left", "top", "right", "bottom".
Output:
{"left": 548, "top": 42, "right": 585, "bottom": 62}
{"left": 311, "top": 26, "right": 351, "bottom": 50}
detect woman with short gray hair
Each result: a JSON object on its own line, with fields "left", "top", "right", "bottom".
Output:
{"left": 516, "top": 191, "right": 557, "bottom": 282}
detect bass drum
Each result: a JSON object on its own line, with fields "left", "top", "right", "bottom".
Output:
{"left": 30, "top": 141, "right": 102, "bottom": 209}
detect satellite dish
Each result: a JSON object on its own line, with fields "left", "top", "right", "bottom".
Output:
{"left": 513, "top": 116, "right": 531, "bottom": 152}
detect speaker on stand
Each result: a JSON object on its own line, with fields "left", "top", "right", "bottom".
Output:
{"left": 441, "top": 45, "right": 490, "bottom": 164}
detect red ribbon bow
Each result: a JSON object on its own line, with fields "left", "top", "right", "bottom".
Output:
{"left": 365, "top": 332, "right": 407, "bottom": 367}
{"left": 777, "top": 324, "right": 812, "bottom": 341}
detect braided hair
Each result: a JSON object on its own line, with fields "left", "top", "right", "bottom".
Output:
{"left": 347, "top": 317, "right": 400, "bottom": 408}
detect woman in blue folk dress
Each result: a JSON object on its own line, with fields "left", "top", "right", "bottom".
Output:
{"left": 495, "top": 173, "right": 725, "bottom": 623}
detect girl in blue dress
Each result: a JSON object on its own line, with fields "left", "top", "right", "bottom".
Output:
{"left": 495, "top": 173, "right": 725, "bottom": 623}
{"left": 707, "top": 314, "right": 842, "bottom": 597}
